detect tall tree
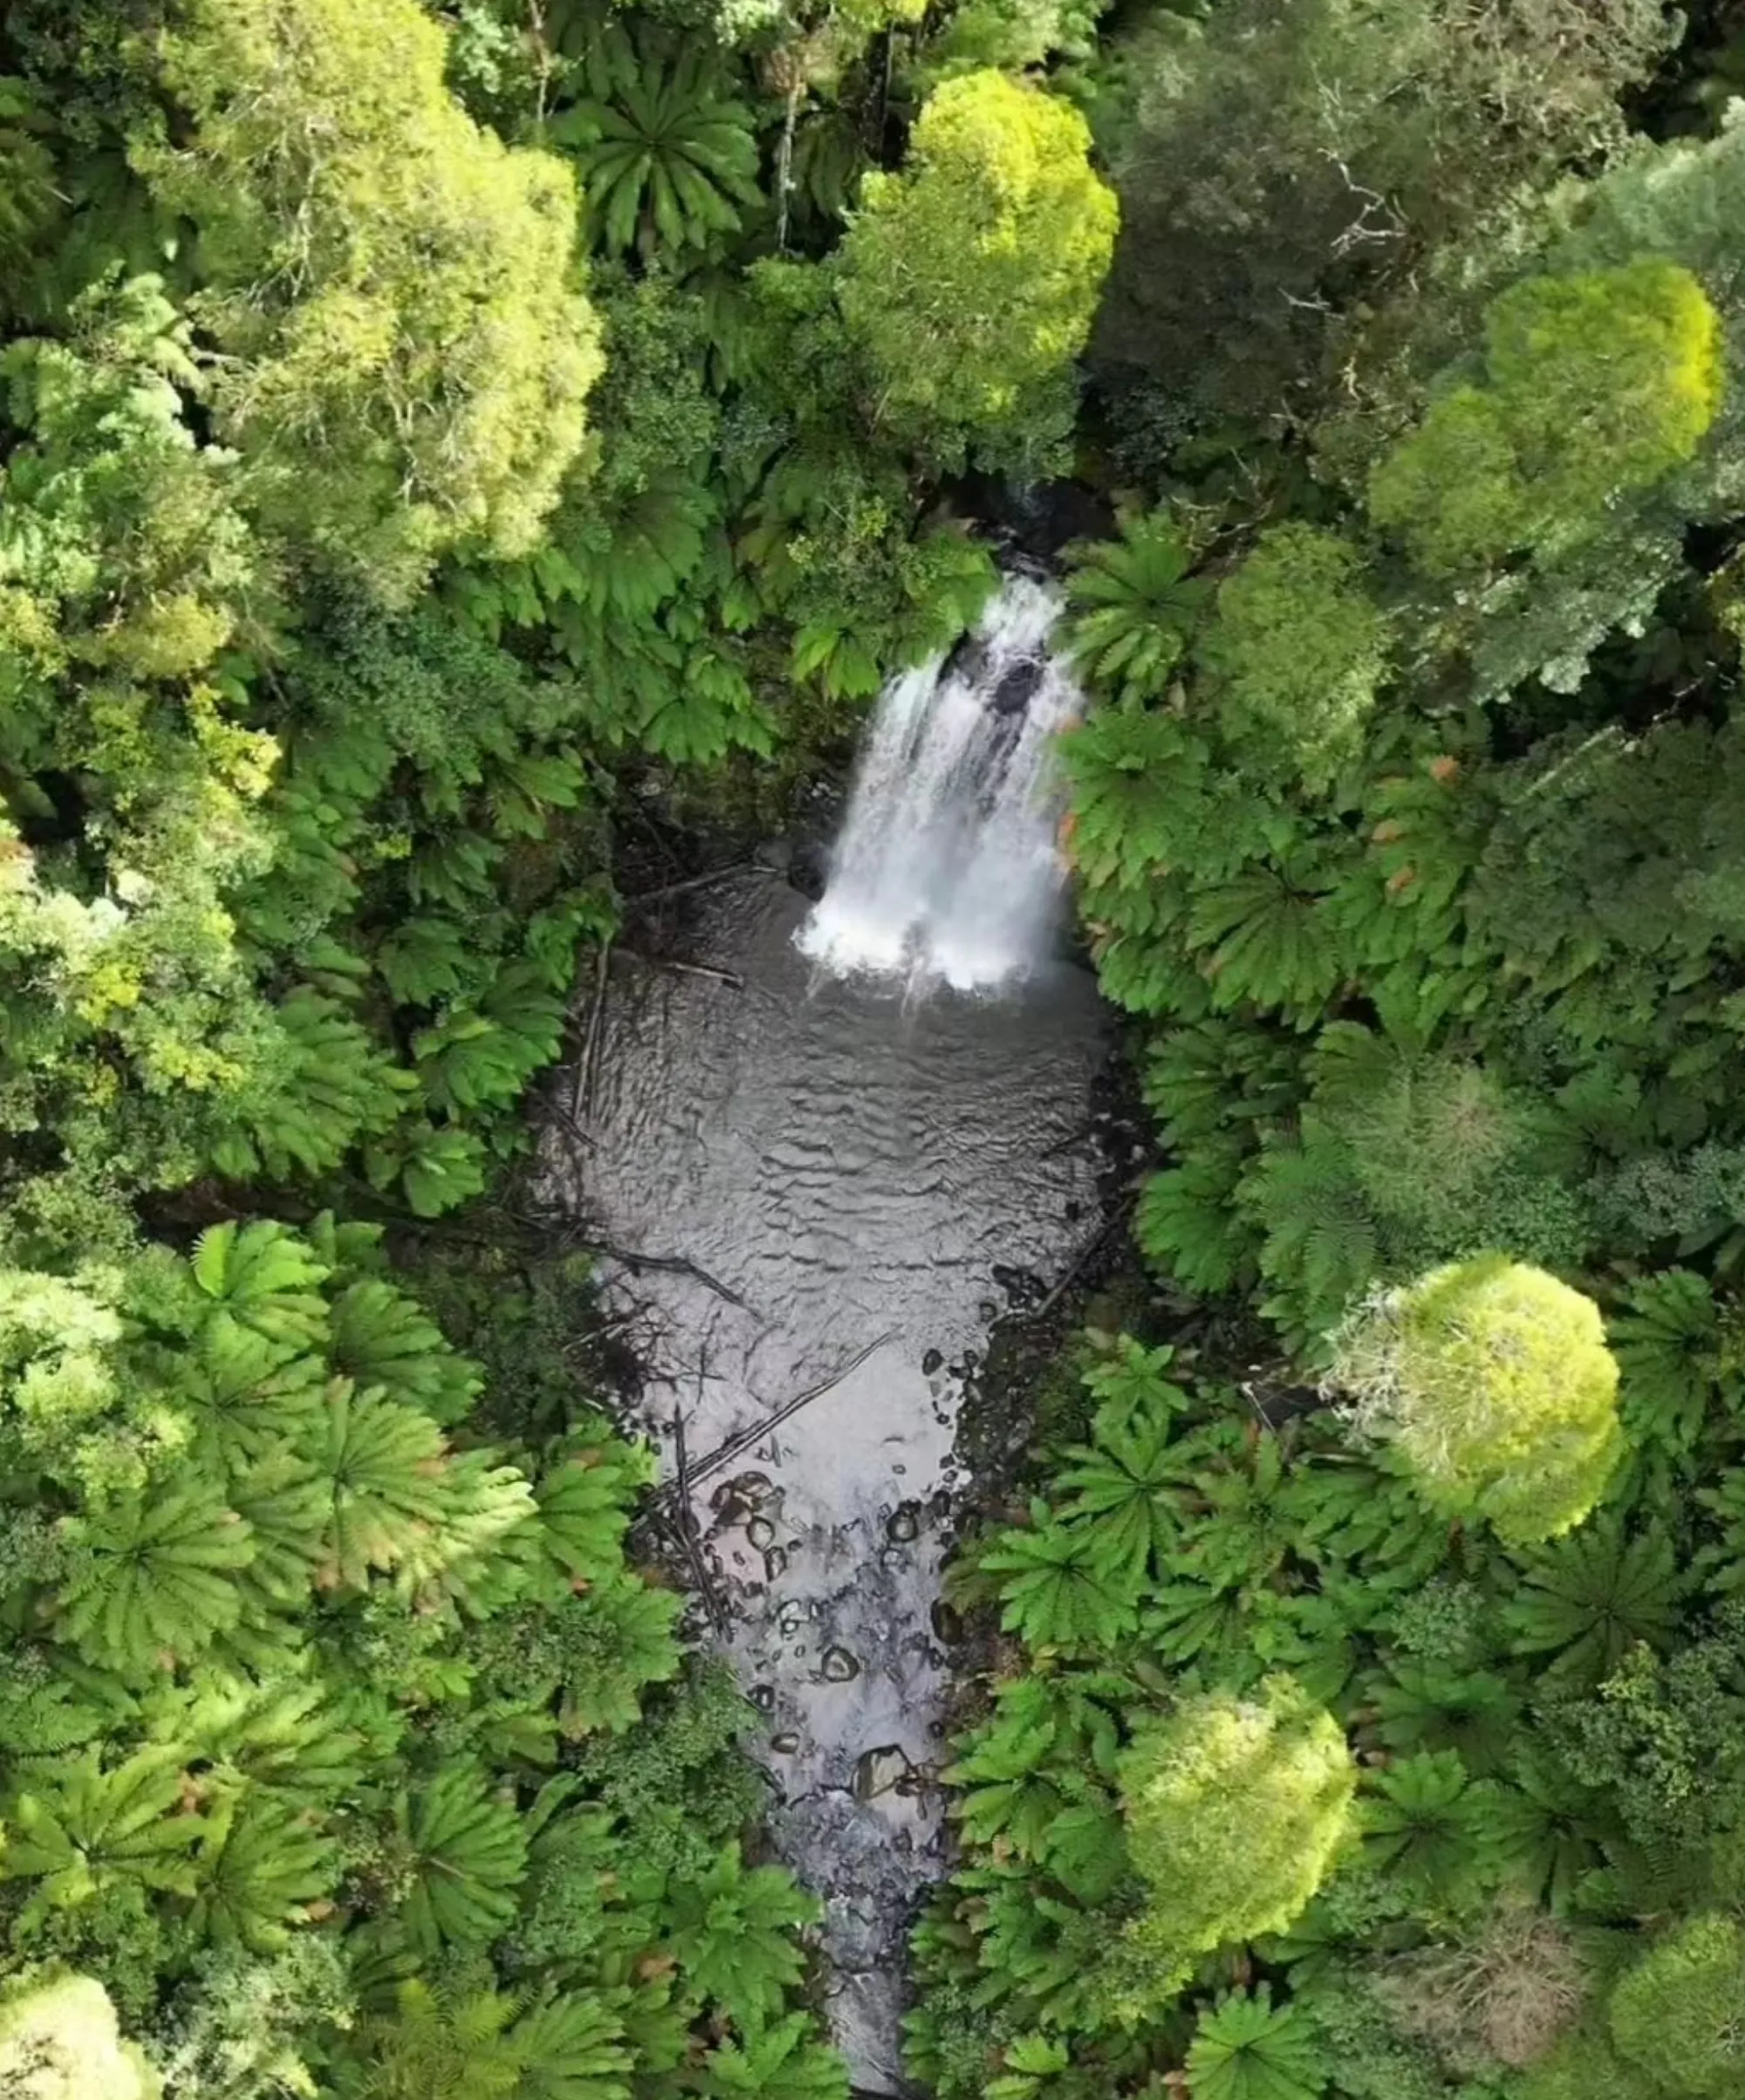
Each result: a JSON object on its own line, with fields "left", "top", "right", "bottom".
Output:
{"left": 835, "top": 68, "right": 1117, "bottom": 471}
{"left": 139, "top": 0, "right": 603, "bottom": 601}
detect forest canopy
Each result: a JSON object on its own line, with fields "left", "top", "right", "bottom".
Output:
{"left": 9, "top": 1, "right": 1745, "bottom": 2099}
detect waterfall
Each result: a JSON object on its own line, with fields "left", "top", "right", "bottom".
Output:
{"left": 797, "top": 571, "right": 1081, "bottom": 993}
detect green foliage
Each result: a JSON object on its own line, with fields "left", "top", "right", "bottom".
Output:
{"left": 1112, "top": 1678, "right": 1356, "bottom": 2007}
{"left": 332, "top": 1977, "right": 633, "bottom": 2100}
{"left": 1186, "top": 1987, "right": 1327, "bottom": 2100}
{"left": 981, "top": 1498, "right": 1142, "bottom": 1653}
{"left": 1504, "top": 1519, "right": 1685, "bottom": 1685}
{"left": 1064, "top": 508, "right": 1211, "bottom": 704}
{"left": 1203, "top": 525, "right": 1390, "bottom": 789}
{"left": 1609, "top": 1912, "right": 1745, "bottom": 2097}
{"left": 1369, "top": 263, "right": 1724, "bottom": 576}
{"left": 550, "top": 27, "right": 763, "bottom": 258}
{"left": 1329, "top": 1255, "right": 1624, "bottom": 1544}
{"left": 836, "top": 70, "right": 1118, "bottom": 470}
{"left": 145, "top": 0, "right": 603, "bottom": 600}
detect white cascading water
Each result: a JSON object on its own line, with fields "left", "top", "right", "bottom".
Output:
{"left": 797, "top": 571, "right": 1080, "bottom": 992}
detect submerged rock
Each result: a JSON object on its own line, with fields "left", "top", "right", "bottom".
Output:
{"left": 853, "top": 1744, "right": 915, "bottom": 1803}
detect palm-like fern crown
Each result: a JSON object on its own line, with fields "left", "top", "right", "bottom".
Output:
{"left": 1064, "top": 507, "right": 1211, "bottom": 706}
{"left": 550, "top": 28, "right": 763, "bottom": 259}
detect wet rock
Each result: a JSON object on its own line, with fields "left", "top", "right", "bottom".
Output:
{"left": 763, "top": 1546, "right": 788, "bottom": 1581}
{"left": 920, "top": 1348, "right": 943, "bottom": 1377}
{"left": 886, "top": 1503, "right": 920, "bottom": 1545}
{"left": 787, "top": 840, "right": 829, "bottom": 901}
{"left": 772, "top": 1732, "right": 801, "bottom": 1754}
{"left": 977, "top": 1299, "right": 998, "bottom": 1321}
{"left": 750, "top": 1684, "right": 777, "bottom": 1713}
{"left": 989, "top": 655, "right": 1044, "bottom": 718}
{"left": 853, "top": 1744, "right": 915, "bottom": 1803}
{"left": 930, "top": 1598, "right": 964, "bottom": 1645}
{"left": 930, "top": 1487, "right": 953, "bottom": 1519}
{"left": 747, "top": 1515, "right": 777, "bottom": 1551}
{"left": 819, "top": 1645, "right": 861, "bottom": 1683}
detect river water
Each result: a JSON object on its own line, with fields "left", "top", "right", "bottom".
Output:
{"left": 537, "top": 584, "right": 1106, "bottom": 2089}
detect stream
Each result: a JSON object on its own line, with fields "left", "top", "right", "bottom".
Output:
{"left": 537, "top": 578, "right": 1108, "bottom": 2090}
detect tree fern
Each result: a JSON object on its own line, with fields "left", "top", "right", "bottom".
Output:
{"left": 1485, "top": 1746, "right": 1607, "bottom": 1912}
{"left": 1186, "top": 1987, "right": 1328, "bottom": 2100}
{"left": 1187, "top": 861, "right": 1345, "bottom": 1021}
{"left": 153, "top": 1672, "right": 374, "bottom": 1805}
{"left": 980, "top": 1499, "right": 1142, "bottom": 1653}
{"left": 549, "top": 30, "right": 762, "bottom": 258}
{"left": 189, "top": 1791, "right": 337, "bottom": 1952}
{"left": 326, "top": 1277, "right": 482, "bottom": 1425}
{"left": 393, "top": 1447, "right": 538, "bottom": 1614}
{"left": 376, "top": 915, "right": 477, "bottom": 1006}
{"left": 1504, "top": 1519, "right": 1685, "bottom": 1685}
{"left": 58, "top": 1477, "right": 257, "bottom": 1674}
{"left": 212, "top": 992, "right": 415, "bottom": 1184}
{"left": 2, "top": 1747, "right": 204, "bottom": 1918}
{"left": 1064, "top": 508, "right": 1212, "bottom": 704}
{"left": 1054, "top": 1385, "right": 1187, "bottom": 1584}
{"left": 1059, "top": 705, "right": 1210, "bottom": 891}
{"left": 192, "top": 1221, "right": 330, "bottom": 1348}
{"left": 173, "top": 1319, "right": 329, "bottom": 1467}
{"left": 364, "top": 1118, "right": 490, "bottom": 1218}
{"left": 395, "top": 1761, "right": 528, "bottom": 1954}
{"left": 1135, "top": 1148, "right": 1254, "bottom": 1295}
{"left": 942, "top": 1675, "right": 1114, "bottom": 1861}
{"left": 415, "top": 963, "right": 567, "bottom": 1117}
{"left": 1371, "top": 1663, "right": 1523, "bottom": 1775}
{"left": 662, "top": 1842, "right": 815, "bottom": 2024}
{"left": 336, "top": 1979, "right": 524, "bottom": 2100}
{"left": 701, "top": 2013, "right": 848, "bottom": 2100}
{"left": 508, "top": 1990, "right": 635, "bottom": 2100}
{"left": 1611, "top": 1269, "right": 1731, "bottom": 1457}
{"left": 1360, "top": 1750, "right": 1497, "bottom": 1911}
{"left": 226, "top": 1444, "right": 328, "bottom": 1611}
{"left": 535, "top": 1438, "right": 657, "bottom": 1584}
{"left": 1240, "top": 1121, "right": 1379, "bottom": 1351}
{"left": 0, "top": 1647, "right": 112, "bottom": 1759}
{"left": 303, "top": 1381, "right": 455, "bottom": 1590}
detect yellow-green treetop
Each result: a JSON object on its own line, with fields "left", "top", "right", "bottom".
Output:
{"left": 140, "top": 0, "right": 603, "bottom": 602}
{"left": 836, "top": 69, "right": 1118, "bottom": 468}
{"left": 1101, "top": 1678, "right": 1356, "bottom": 2020}
{"left": 1331, "top": 1254, "right": 1623, "bottom": 1543}
{"left": 1369, "top": 259, "right": 1723, "bottom": 576}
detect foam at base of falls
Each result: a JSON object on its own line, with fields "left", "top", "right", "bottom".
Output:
{"left": 797, "top": 572, "right": 1080, "bottom": 992}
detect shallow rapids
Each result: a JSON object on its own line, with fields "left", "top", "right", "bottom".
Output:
{"left": 537, "top": 876, "right": 1105, "bottom": 2090}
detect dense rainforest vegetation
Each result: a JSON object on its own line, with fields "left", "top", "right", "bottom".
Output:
{"left": 10, "top": 0, "right": 1745, "bottom": 2097}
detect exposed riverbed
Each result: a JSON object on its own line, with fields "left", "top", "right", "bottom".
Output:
{"left": 537, "top": 874, "right": 1106, "bottom": 2089}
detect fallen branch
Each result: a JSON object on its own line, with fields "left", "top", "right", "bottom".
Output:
{"left": 1038, "top": 1118, "right": 1097, "bottom": 1162}
{"left": 545, "top": 1099, "right": 597, "bottom": 1158}
{"left": 619, "top": 949, "right": 745, "bottom": 990}
{"left": 1013, "top": 1198, "right": 1133, "bottom": 1327}
{"left": 624, "top": 862, "right": 766, "bottom": 908}
{"left": 672, "top": 1378, "right": 731, "bottom": 1634}
{"left": 589, "top": 1240, "right": 754, "bottom": 1313}
{"left": 661, "top": 1329, "right": 900, "bottom": 1495}
{"left": 571, "top": 937, "right": 612, "bottom": 1124}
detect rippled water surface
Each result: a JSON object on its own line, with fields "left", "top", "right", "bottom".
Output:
{"left": 539, "top": 879, "right": 1105, "bottom": 2088}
